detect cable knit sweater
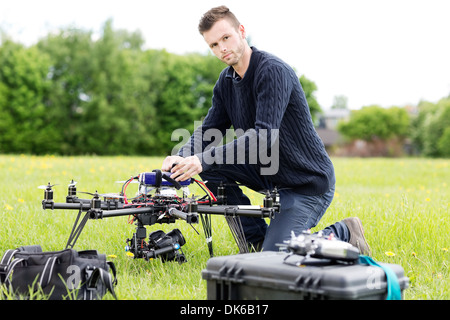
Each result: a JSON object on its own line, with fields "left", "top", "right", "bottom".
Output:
{"left": 178, "top": 47, "right": 335, "bottom": 196}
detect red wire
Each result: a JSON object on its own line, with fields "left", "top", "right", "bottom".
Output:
{"left": 193, "top": 178, "right": 217, "bottom": 202}
{"left": 122, "top": 178, "right": 133, "bottom": 204}
{"left": 123, "top": 177, "right": 217, "bottom": 226}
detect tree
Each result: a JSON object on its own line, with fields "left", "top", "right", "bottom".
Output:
{"left": 299, "top": 75, "right": 321, "bottom": 122}
{"left": 37, "top": 26, "right": 96, "bottom": 154}
{"left": 0, "top": 20, "right": 323, "bottom": 156}
{"left": 37, "top": 20, "right": 159, "bottom": 155}
{"left": 438, "top": 127, "right": 450, "bottom": 157}
{"left": 413, "top": 98, "right": 450, "bottom": 157}
{"left": 337, "top": 105, "right": 409, "bottom": 141}
{"left": 84, "top": 19, "right": 156, "bottom": 155}
{"left": 331, "top": 95, "right": 348, "bottom": 110}
{"left": 153, "top": 52, "right": 224, "bottom": 154}
{"left": 0, "top": 40, "right": 58, "bottom": 154}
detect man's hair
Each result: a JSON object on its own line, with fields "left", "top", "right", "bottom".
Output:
{"left": 198, "top": 5, "right": 240, "bottom": 35}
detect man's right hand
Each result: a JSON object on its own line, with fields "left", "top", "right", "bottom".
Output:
{"left": 161, "top": 155, "right": 184, "bottom": 172}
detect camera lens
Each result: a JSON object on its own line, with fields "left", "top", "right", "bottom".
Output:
{"left": 166, "top": 229, "right": 186, "bottom": 247}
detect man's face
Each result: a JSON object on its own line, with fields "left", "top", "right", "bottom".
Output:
{"left": 202, "top": 18, "right": 246, "bottom": 67}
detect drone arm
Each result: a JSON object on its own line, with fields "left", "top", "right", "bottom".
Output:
{"left": 197, "top": 205, "right": 274, "bottom": 218}
{"left": 42, "top": 200, "right": 123, "bottom": 211}
{"left": 90, "top": 207, "right": 153, "bottom": 219}
{"left": 168, "top": 208, "right": 198, "bottom": 224}
{"left": 43, "top": 201, "right": 89, "bottom": 211}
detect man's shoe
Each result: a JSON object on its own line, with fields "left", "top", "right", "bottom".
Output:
{"left": 342, "top": 217, "right": 372, "bottom": 256}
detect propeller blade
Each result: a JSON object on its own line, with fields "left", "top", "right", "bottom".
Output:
{"left": 38, "top": 183, "right": 58, "bottom": 189}
{"left": 68, "top": 180, "right": 77, "bottom": 187}
{"left": 78, "top": 191, "right": 98, "bottom": 196}
{"left": 101, "top": 193, "right": 125, "bottom": 199}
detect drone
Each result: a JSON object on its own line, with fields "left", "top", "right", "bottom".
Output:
{"left": 40, "top": 170, "right": 280, "bottom": 263}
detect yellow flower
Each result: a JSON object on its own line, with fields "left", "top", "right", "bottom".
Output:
{"left": 411, "top": 252, "right": 417, "bottom": 257}
{"left": 442, "top": 248, "right": 448, "bottom": 252}
{"left": 4, "top": 204, "right": 13, "bottom": 210}
{"left": 425, "top": 198, "right": 431, "bottom": 202}
{"left": 17, "top": 198, "right": 25, "bottom": 203}
{"left": 107, "top": 254, "right": 117, "bottom": 259}
{"left": 385, "top": 251, "right": 396, "bottom": 257}
{"left": 126, "top": 252, "right": 134, "bottom": 257}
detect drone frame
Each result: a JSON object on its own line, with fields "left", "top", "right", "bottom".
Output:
{"left": 40, "top": 171, "right": 279, "bottom": 261}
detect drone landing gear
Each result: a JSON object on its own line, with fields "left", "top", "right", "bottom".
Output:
{"left": 199, "top": 213, "right": 214, "bottom": 258}
{"left": 66, "top": 208, "right": 90, "bottom": 249}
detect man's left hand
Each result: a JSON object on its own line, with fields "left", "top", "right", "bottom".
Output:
{"left": 170, "top": 155, "right": 203, "bottom": 181}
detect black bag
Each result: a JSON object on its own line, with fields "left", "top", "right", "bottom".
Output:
{"left": 0, "top": 245, "right": 117, "bottom": 300}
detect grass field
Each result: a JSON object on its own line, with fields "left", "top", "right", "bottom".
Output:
{"left": 0, "top": 155, "right": 448, "bottom": 300}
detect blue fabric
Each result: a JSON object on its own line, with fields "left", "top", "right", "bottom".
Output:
{"left": 359, "top": 255, "right": 402, "bottom": 300}
{"left": 179, "top": 47, "right": 335, "bottom": 196}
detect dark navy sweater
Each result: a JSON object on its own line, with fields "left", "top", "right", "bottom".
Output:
{"left": 179, "top": 47, "right": 335, "bottom": 196}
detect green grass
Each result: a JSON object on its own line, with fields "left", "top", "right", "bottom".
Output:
{"left": 1, "top": 155, "right": 448, "bottom": 300}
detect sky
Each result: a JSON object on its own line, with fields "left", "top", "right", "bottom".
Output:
{"left": 1, "top": 0, "right": 450, "bottom": 110}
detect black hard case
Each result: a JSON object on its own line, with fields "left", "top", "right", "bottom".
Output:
{"left": 202, "top": 251, "right": 408, "bottom": 300}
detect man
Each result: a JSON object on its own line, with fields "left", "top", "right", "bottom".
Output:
{"left": 162, "top": 6, "right": 370, "bottom": 254}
